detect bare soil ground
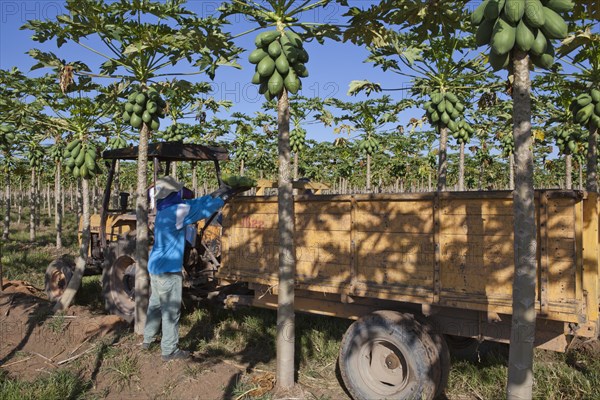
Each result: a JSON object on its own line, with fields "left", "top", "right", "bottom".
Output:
{"left": 0, "top": 280, "right": 349, "bottom": 400}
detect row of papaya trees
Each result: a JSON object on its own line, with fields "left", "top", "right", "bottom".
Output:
{"left": 0, "top": 0, "right": 598, "bottom": 398}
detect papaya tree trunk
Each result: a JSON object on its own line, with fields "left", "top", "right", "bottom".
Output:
{"left": 192, "top": 161, "right": 198, "bottom": 197}
{"left": 2, "top": 167, "right": 9, "bottom": 241}
{"left": 293, "top": 152, "right": 299, "bottom": 181}
{"left": 35, "top": 175, "right": 41, "bottom": 227}
{"left": 54, "top": 178, "right": 90, "bottom": 312}
{"left": 565, "top": 154, "right": 572, "bottom": 190}
{"left": 135, "top": 122, "right": 151, "bottom": 335}
{"left": 587, "top": 125, "right": 598, "bottom": 192}
{"left": 17, "top": 179, "right": 22, "bottom": 225}
{"left": 55, "top": 161, "right": 63, "bottom": 250}
{"left": 76, "top": 180, "right": 82, "bottom": 222}
{"left": 509, "top": 155, "right": 515, "bottom": 190}
{"left": 46, "top": 183, "right": 52, "bottom": 218}
{"left": 459, "top": 142, "right": 465, "bottom": 191}
{"left": 240, "top": 159, "right": 244, "bottom": 176}
{"left": 366, "top": 154, "right": 372, "bottom": 192}
{"left": 276, "top": 89, "right": 296, "bottom": 389}
{"left": 506, "top": 50, "right": 536, "bottom": 400}
{"left": 438, "top": 126, "right": 448, "bottom": 191}
{"left": 579, "top": 162, "right": 583, "bottom": 190}
{"left": 112, "top": 160, "right": 120, "bottom": 208}
{"left": 29, "top": 169, "right": 36, "bottom": 242}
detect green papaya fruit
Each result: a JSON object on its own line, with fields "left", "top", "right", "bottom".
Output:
{"left": 268, "top": 70, "right": 284, "bottom": 96}
{"left": 544, "top": 0, "right": 574, "bottom": 13}
{"left": 491, "top": 17, "right": 517, "bottom": 55}
{"left": 530, "top": 29, "right": 548, "bottom": 55}
{"left": 471, "top": 0, "right": 489, "bottom": 26}
{"left": 268, "top": 40, "right": 282, "bottom": 58}
{"left": 504, "top": 0, "right": 526, "bottom": 23}
{"left": 275, "top": 54, "right": 290, "bottom": 75}
{"left": 251, "top": 71, "right": 262, "bottom": 84}
{"left": 590, "top": 89, "right": 600, "bottom": 103}
{"left": 476, "top": 17, "right": 495, "bottom": 47}
{"left": 130, "top": 113, "right": 142, "bottom": 129}
{"left": 524, "top": 0, "right": 546, "bottom": 27}
{"left": 484, "top": 0, "right": 505, "bottom": 20}
{"left": 256, "top": 30, "right": 281, "bottom": 47}
{"left": 540, "top": 6, "right": 568, "bottom": 39}
{"left": 257, "top": 56, "right": 276, "bottom": 78}
{"left": 285, "top": 30, "right": 303, "bottom": 48}
{"left": 489, "top": 49, "right": 510, "bottom": 71}
{"left": 515, "top": 19, "right": 535, "bottom": 51}
{"left": 142, "top": 110, "right": 152, "bottom": 123}
{"left": 284, "top": 69, "right": 300, "bottom": 94}
{"left": 135, "top": 93, "right": 146, "bottom": 105}
{"left": 249, "top": 48, "right": 268, "bottom": 64}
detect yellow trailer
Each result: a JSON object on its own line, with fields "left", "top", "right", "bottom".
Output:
{"left": 219, "top": 190, "right": 599, "bottom": 399}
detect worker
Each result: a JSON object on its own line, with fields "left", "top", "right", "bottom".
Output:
{"left": 142, "top": 175, "right": 247, "bottom": 361}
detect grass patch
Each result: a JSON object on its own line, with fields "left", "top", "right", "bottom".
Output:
{"left": 0, "top": 369, "right": 91, "bottom": 400}
{"left": 74, "top": 276, "right": 104, "bottom": 313}
{"left": 103, "top": 350, "right": 140, "bottom": 390}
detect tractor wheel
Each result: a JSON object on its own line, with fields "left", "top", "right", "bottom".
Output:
{"left": 44, "top": 256, "right": 74, "bottom": 302}
{"left": 338, "top": 311, "right": 447, "bottom": 400}
{"left": 102, "top": 240, "right": 136, "bottom": 323}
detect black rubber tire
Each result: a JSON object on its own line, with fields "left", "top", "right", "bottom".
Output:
{"left": 102, "top": 240, "right": 136, "bottom": 323}
{"left": 44, "top": 256, "right": 75, "bottom": 302}
{"left": 338, "top": 311, "right": 444, "bottom": 400}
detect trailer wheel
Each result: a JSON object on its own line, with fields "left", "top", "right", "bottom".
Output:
{"left": 102, "top": 241, "right": 136, "bottom": 323}
{"left": 44, "top": 257, "right": 74, "bottom": 302}
{"left": 338, "top": 311, "right": 445, "bottom": 400}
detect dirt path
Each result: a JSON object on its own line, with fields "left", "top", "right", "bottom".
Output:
{"left": 0, "top": 281, "right": 349, "bottom": 399}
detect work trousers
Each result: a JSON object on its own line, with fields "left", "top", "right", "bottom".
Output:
{"left": 143, "top": 272, "right": 183, "bottom": 356}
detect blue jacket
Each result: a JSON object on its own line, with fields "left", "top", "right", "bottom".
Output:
{"left": 148, "top": 195, "right": 224, "bottom": 275}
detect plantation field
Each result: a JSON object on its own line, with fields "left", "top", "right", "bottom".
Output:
{"left": 0, "top": 212, "right": 599, "bottom": 400}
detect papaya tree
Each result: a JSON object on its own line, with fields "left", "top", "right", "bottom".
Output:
{"left": 24, "top": 0, "right": 240, "bottom": 333}
{"left": 344, "top": 0, "right": 493, "bottom": 192}
{"left": 471, "top": 0, "right": 573, "bottom": 396}
{"left": 220, "top": 0, "right": 341, "bottom": 387}
{"left": 329, "top": 97, "right": 405, "bottom": 191}
{"left": 559, "top": 23, "right": 600, "bottom": 191}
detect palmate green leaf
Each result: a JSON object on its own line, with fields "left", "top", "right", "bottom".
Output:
{"left": 347, "top": 80, "right": 382, "bottom": 96}
{"left": 558, "top": 27, "right": 596, "bottom": 57}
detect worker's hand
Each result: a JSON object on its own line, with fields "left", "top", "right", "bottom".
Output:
{"left": 210, "top": 183, "right": 251, "bottom": 202}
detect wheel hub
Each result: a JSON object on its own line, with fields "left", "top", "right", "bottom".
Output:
{"left": 358, "top": 340, "right": 410, "bottom": 396}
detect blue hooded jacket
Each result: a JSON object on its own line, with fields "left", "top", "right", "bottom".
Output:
{"left": 148, "top": 194, "right": 224, "bottom": 275}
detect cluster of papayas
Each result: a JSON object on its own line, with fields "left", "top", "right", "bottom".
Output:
{"left": 555, "top": 127, "right": 586, "bottom": 156}
{"left": 358, "top": 137, "right": 379, "bottom": 156}
{"left": 159, "top": 124, "right": 186, "bottom": 142}
{"left": 472, "top": 0, "right": 573, "bottom": 70}
{"left": 49, "top": 144, "right": 63, "bottom": 163}
{"left": 452, "top": 120, "right": 476, "bottom": 144}
{"left": 63, "top": 139, "right": 101, "bottom": 180}
{"left": 425, "top": 92, "right": 472, "bottom": 136}
{"left": 0, "top": 125, "right": 16, "bottom": 150}
{"left": 108, "top": 136, "right": 128, "bottom": 149}
{"left": 249, "top": 29, "right": 308, "bottom": 100}
{"left": 571, "top": 89, "right": 600, "bottom": 129}
{"left": 122, "top": 86, "right": 165, "bottom": 131}
{"left": 290, "top": 127, "right": 306, "bottom": 153}
{"left": 500, "top": 132, "right": 515, "bottom": 157}
{"left": 221, "top": 173, "right": 257, "bottom": 188}
{"left": 28, "top": 145, "right": 45, "bottom": 169}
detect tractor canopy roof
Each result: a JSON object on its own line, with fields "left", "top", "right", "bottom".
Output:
{"left": 102, "top": 141, "right": 229, "bottom": 162}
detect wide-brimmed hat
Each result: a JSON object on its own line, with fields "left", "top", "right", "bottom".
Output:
{"left": 154, "top": 176, "right": 184, "bottom": 200}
